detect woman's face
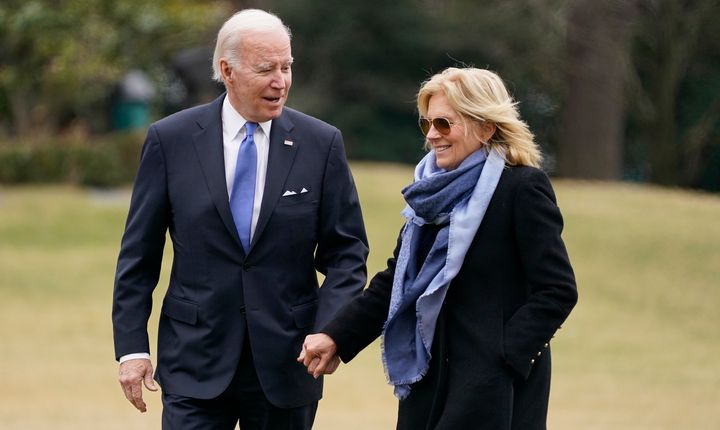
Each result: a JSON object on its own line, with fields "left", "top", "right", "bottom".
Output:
{"left": 425, "top": 92, "right": 483, "bottom": 170}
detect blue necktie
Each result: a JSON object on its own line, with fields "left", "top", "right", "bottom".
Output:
{"left": 230, "top": 122, "right": 258, "bottom": 252}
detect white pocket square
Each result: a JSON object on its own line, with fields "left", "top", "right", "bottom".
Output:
{"left": 300, "top": 188, "right": 308, "bottom": 194}
{"left": 282, "top": 190, "right": 297, "bottom": 197}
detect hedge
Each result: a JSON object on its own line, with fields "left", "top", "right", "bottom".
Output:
{"left": 0, "top": 133, "right": 143, "bottom": 187}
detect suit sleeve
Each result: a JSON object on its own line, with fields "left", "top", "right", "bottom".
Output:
{"left": 503, "top": 169, "right": 578, "bottom": 379}
{"left": 321, "top": 230, "right": 403, "bottom": 363}
{"left": 112, "top": 125, "right": 170, "bottom": 360}
{"left": 312, "top": 130, "right": 369, "bottom": 331}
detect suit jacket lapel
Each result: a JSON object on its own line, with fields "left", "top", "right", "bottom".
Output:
{"left": 191, "top": 95, "right": 245, "bottom": 252}
{"left": 251, "top": 110, "right": 297, "bottom": 249}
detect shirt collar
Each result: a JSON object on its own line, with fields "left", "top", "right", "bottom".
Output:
{"left": 222, "top": 95, "right": 272, "bottom": 139}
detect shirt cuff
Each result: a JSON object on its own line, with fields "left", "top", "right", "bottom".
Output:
{"left": 119, "top": 353, "right": 151, "bottom": 363}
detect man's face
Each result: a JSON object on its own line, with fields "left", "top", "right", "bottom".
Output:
{"left": 222, "top": 28, "right": 293, "bottom": 122}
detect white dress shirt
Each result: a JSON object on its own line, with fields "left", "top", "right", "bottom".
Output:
{"left": 221, "top": 95, "right": 271, "bottom": 240}
{"left": 119, "top": 95, "right": 272, "bottom": 364}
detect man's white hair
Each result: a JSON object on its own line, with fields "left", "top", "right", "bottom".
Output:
{"left": 211, "top": 9, "right": 292, "bottom": 82}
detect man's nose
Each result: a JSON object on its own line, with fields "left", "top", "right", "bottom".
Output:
{"left": 270, "top": 71, "right": 286, "bottom": 89}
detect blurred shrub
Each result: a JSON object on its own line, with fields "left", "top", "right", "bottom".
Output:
{"left": 0, "top": 133, "right": 143, "bottom": 187}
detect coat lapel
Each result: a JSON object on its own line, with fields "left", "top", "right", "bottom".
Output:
{"left": 191, "top": 95, "right": 245, "bottom": 251}
{"left": 250, "top": 110, "right": 297, "bottom": 249}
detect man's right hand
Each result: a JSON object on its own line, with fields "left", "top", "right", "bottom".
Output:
{"left": 118, "top": 358, "right": 158, "bottom": 413}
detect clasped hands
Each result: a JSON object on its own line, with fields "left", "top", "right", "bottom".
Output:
{"left": 297, "top": 333, "right": 341, "bottom": 378}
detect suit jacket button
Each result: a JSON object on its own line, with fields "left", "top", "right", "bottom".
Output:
{"left": 243, "top": 264, "right": 251, "bottom": 271}
{"left": 537, "top": 351, "right": 542, "bottom": 357}
{"left": 530, "top": 359, "right": 535, "bottom": 364}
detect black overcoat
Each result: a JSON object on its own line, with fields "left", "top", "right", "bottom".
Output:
{"left": 323, "top": 165, "right": 578, "bottom": 429}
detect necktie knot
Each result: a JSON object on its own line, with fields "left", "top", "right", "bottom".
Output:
{"left": 245, "top": 122, "right": 258, "bottom": 137}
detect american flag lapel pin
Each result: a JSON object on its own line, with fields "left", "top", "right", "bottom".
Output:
{"left": 283, "top": 140, "right": 294, "bottom": 146}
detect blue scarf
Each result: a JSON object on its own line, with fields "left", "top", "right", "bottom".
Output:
{"left": 382, "top": 148, "right": 505, "bottom": 399}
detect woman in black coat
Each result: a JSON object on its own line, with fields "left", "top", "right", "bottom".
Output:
{"left": 298, "top": 67, "right": 577, "bottom": 430}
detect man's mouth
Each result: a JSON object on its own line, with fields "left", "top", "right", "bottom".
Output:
{"left": 263, "top": 96, "right": 282, "bottom": 104}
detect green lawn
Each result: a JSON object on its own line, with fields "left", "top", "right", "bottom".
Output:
{"left": 1, "top": 163, "right": 719, "bottom": 429}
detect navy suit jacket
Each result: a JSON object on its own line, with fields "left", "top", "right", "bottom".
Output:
{"left": 112, "top": 95, "right": 368, "bottom": 408}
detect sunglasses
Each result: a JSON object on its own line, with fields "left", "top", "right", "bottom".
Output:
{"left": 418, "top": 117, "right": 458, "bottom": 136}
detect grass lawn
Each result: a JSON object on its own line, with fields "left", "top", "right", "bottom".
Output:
{"left": 1, "top": 162, "right": 719, "bottom": 429}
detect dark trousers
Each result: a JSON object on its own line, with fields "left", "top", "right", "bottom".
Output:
{"left": 162, "top": 335, "right": 317, "bottom": 430}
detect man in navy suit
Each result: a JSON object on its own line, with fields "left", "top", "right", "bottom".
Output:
{"left": 112, "top": 9, "right": 368, "bottom": 429}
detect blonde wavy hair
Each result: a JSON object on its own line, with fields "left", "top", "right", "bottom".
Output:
{"left": 417, "top": 67, "right": 541, "bottom": 167}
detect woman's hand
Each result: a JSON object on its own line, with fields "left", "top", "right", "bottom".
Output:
{"left": 297, "top": 333, "right": 340, "bottom": 378}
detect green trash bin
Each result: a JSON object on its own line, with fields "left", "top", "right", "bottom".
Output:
{"left": 112, "top": 70, "right": 156, "bottom": 131}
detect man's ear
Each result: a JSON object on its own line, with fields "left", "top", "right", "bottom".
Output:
{"left": 219, "top": 59, "right": 233, "bottom": 83}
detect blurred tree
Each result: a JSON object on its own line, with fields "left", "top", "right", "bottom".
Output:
{"left": 557, "top": 0, "right": 639, "bottom": 179}
{"left": 433, "top": 0, "right": 569, "bottom": 169}
{"left": 2, "top": 0, "right": 717, "bottom": 191}
{"left": 270, "top": 0, "right": 435, "bottom": 162}
{"left": 270, "top": 0, "right": 568, "bottom": 164}
{"left": 228, "top": 0, "right": 270, "bottom": 8}
{"left": 626, "top": 0, "right": 720, "bottom": 187}
{"left": 0, "top": 0, "right": 229, "bottom": 138}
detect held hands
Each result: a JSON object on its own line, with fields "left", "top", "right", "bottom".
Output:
{"left": 118, "top": 358, "right": 158, "bottom": 413}
{"left": 297, "top": 333, "right": 340, "bottom": 378}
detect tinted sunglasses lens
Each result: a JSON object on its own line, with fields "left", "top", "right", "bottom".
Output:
{"left": 419, "top": 118, "right": 431, "bottom": 136}
{"left": 433, "top": 118, "right": 451, "bottom": 134}
{"left": 419, "top": 118, "right": 452, "bottom": 136}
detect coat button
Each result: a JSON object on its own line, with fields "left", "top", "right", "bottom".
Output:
{"left": 530, "top": 359, "right": 535, "bottom": 364}
{"left": 537, "top": 351, "right": 542, "bottom": 357}
{"left": 243, "top": 264, "right": 251, "bottom": 271}
{"left": 544, "top": 343, "right": 549, "bottom": 348}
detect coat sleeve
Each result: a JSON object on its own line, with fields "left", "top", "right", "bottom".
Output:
{"left": 312, "top": 130, "right": 369, "bottom": 331}
{"left": 112, "top": 125, "right": 170, "bottom": 360}
{"left": 321, "top": 230, "right": 403, "bottom": 363}
{"left": 503, "top": 169, "right": 578, "bottom": 379}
